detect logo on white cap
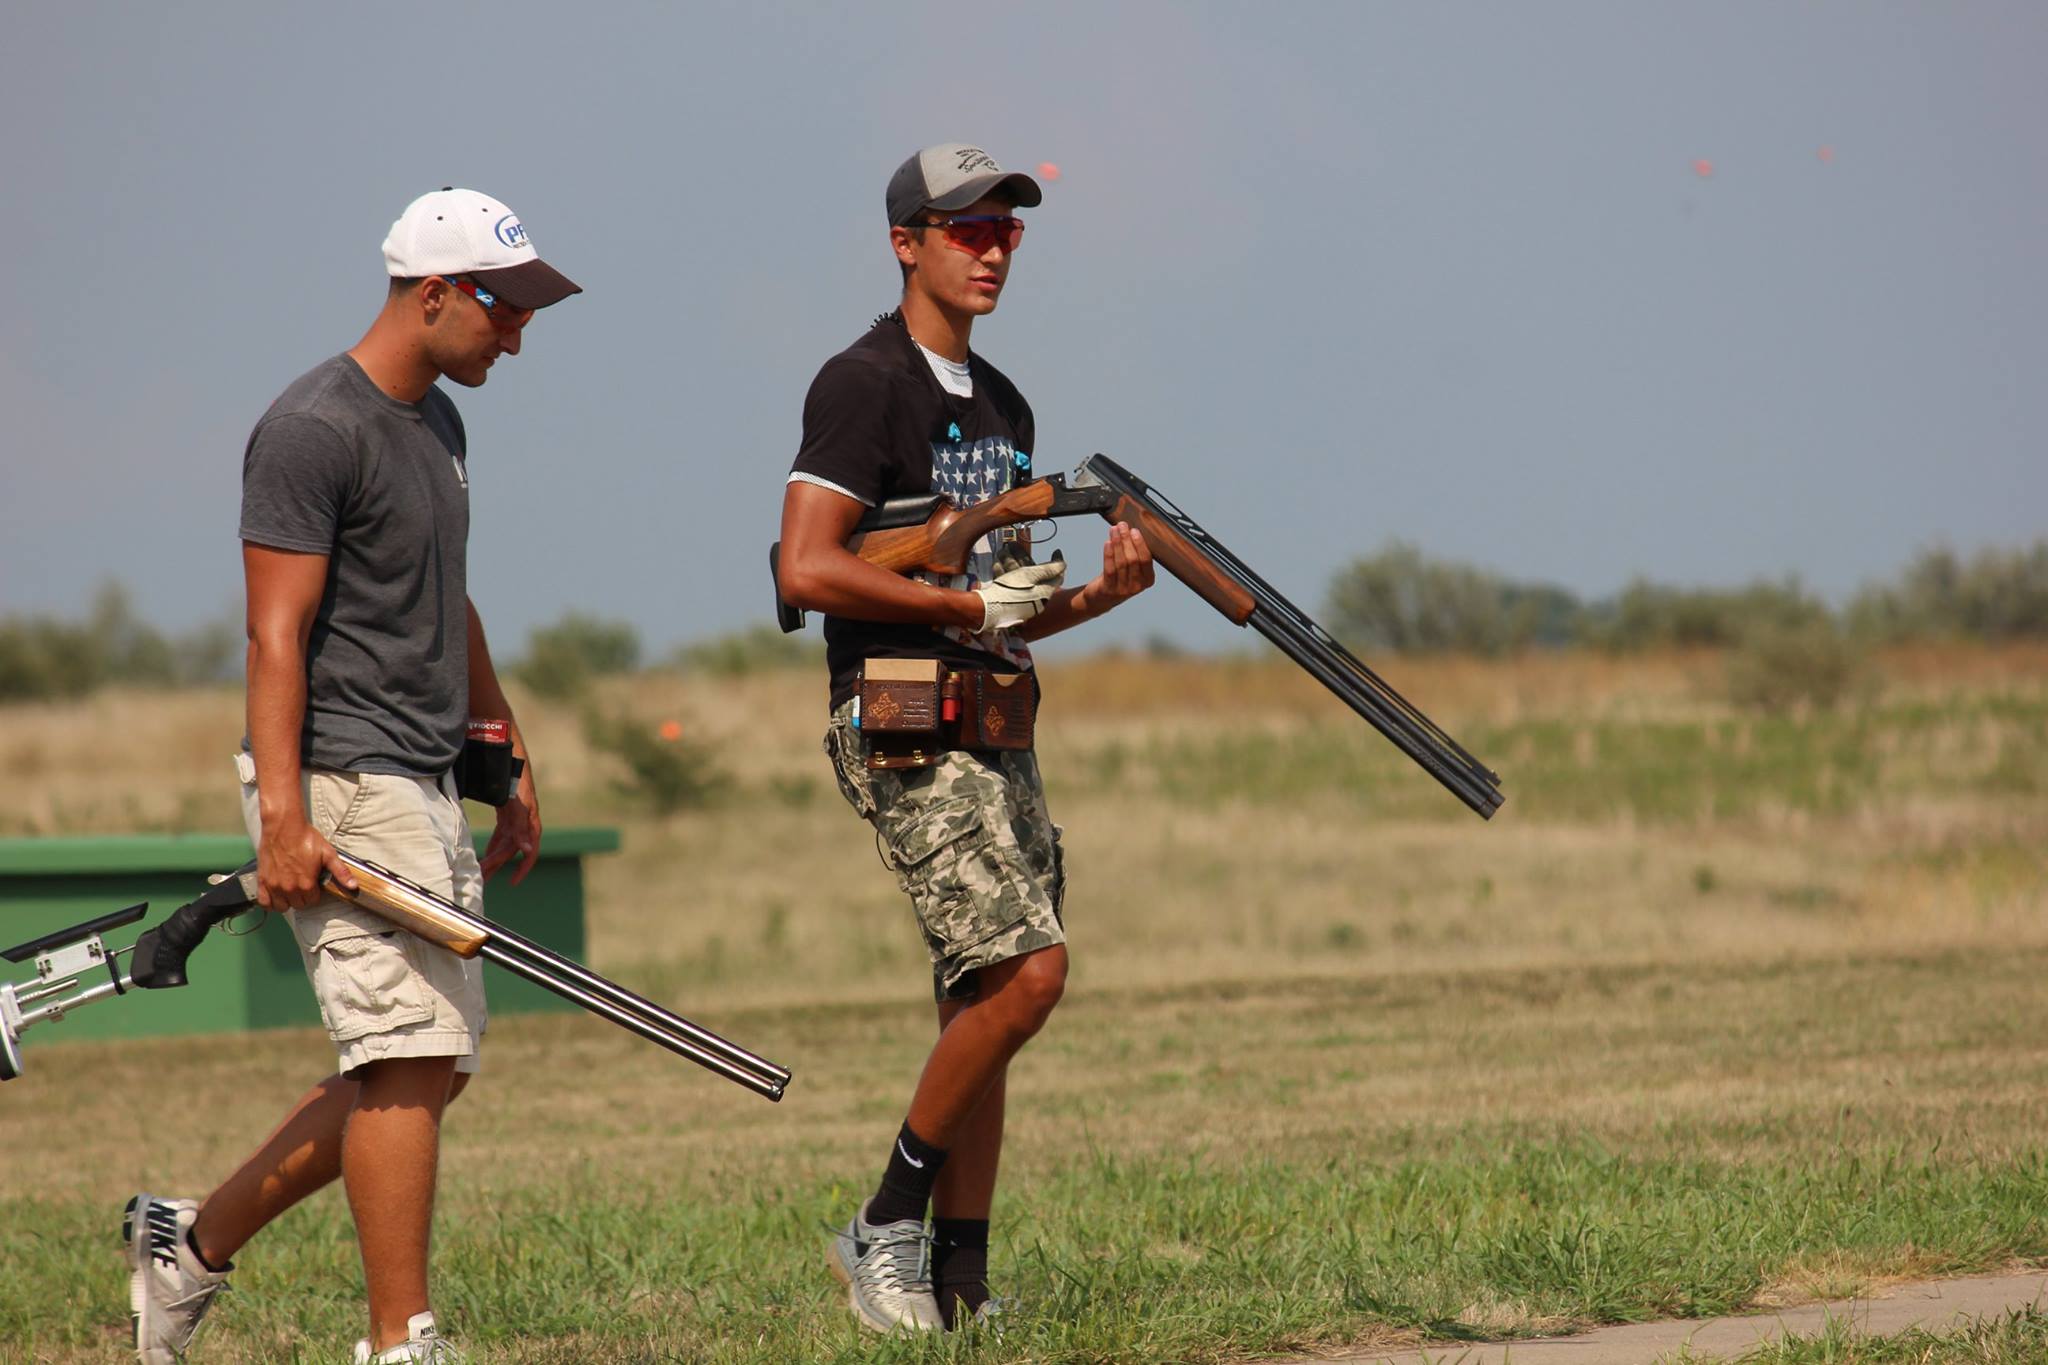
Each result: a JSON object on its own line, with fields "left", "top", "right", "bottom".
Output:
{"left": 384, "top": 188, "right": 536, "bottom": 278}
{"left": 378, "top": 185, "right": 581, "bottom": 310}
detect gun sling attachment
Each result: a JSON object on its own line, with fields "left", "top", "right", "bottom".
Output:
{"left": 773, "top": 454, "right": 1504, "bottom": 818}
{"left": 113, "top": 856, "right": 790, "bottom": 1100}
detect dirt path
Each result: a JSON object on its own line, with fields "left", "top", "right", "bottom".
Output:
{"left": 1310, "top": 1269, "right": 2048, "bottom": 1364}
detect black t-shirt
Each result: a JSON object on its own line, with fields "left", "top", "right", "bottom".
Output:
{"left": 790, "top": 313, "right": 1038, "bottom": 708}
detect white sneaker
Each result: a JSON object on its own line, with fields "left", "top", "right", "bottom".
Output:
{"left": 827, "top": 1199, "right": 944, "bottom": 1333}
{"left": 353, "top": 1311, "right": 464, "bottom": 1363}
{"left": 124, "top": 1193, "right": 231, "bottom": 1364}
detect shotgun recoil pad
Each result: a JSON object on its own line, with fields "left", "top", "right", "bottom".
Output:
{"left": 129, "top": 862, "right": 259, "bottom": 990}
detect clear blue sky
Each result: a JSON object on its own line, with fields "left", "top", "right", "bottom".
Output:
{"left": 2, "top": 2, "right": 2041, "bottom": 654}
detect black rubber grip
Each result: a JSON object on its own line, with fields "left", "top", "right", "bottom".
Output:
{"left": 128, "top": 862, "right": 259, "bottom": 991}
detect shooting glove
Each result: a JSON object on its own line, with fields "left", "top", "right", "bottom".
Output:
{"left": 974, "top": 551, "right": 1066, "bottom": 632}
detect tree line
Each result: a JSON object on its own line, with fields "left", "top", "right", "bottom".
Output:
{"left": 0, "top": 585, "right": 239, "bottom": 702}
{"left": 3, "top": 540, "right": 2041, "bottom": 704}
{"left": 1322, "top": 540, "right": 2048, "bottom": 655}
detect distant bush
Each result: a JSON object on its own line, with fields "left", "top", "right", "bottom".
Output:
{"left": 1322, "top": 540, "right": 2048, "bottom": 658}
{"left": 1588, "top": 577, "right": 1830, "bottom": 652}
{"left": 1725, "top": 620, "right": 1867, "bottom": 714}
{"left": 1848, "top": 542, "right": 2048, "bottom": 642}
{"left": 0, "top": 584, "right": 237, "bottom": 702}
{"left": 0, "top": 618, "right": 101, "bottom": 700}
{"left": 1142, "top": 633, "right": 1186, "bottom": 660}
{"left": 582, "top": 708, "right": 728, "bottom": 813}
{"left": 1325, "top": 542, "right": 1581, "bottom": 655}
{"left": 673, "top": 624, "right": 822, "bottom": 677}
{"left": 518, "top": 612, "right": 642, "bottom": 699}
{"left": 171, "top": 620, "right": 242, "bottom": 685}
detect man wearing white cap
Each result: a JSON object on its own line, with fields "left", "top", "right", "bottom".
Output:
{"left": 124, "top": 188, "right": 580, "bottom": 1365}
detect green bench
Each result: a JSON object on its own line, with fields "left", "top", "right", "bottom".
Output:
{"left": 0, "top": 829, "right": 617, "bottom": 1043}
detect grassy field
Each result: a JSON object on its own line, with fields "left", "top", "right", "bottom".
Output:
{"left": 3, "top": 644, "right": 2047, "bottom": 1363}
{"left": 1728, "top": 1310, "right": 2048, "bottom": 1364}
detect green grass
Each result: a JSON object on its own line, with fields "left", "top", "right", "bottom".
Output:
{"left": 1717, "top": 1309, "right": 2048, "bottom": 1364}
{"left": 9, "top": 1141, "right": 2048, "bottom": 1362}
{"left": 3, "top": 653, "right": 2047, "bottom": 1362}
{"left": 1125, "top": 687, "right": 2048, "bottom": 824}
{"left": 11, "top": 946, "right": 2048, "bottom": 1363}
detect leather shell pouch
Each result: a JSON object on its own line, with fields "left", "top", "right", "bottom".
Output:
{"left": 859, "top": 658, "right": 945, "bottom": 770}
{"left": 958, "top": 670, "right": 1035, "bottom": 751}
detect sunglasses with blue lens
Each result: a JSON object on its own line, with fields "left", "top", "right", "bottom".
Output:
{"left": 441, "top": 275, "right": 500, "bottom": 311}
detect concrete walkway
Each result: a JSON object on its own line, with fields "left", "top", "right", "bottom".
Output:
{"left": 1315, "top": 1269, "right": 2048, "bottom": 1364}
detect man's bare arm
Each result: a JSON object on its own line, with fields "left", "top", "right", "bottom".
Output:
{"left": 1015, "top": 522, "right": 1156, "bottom": 641}
{"left": 777, "top": 482, "right": 986, "bottom": 629}
{"left": 244, "top": 542, "right": 356, "bottom": 909}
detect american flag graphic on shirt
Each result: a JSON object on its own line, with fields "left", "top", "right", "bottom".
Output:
{"left": 921, "top": 433, "right": 1033, "bottom": 669}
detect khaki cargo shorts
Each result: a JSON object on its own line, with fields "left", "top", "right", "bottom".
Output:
{"left": 824, "top": 701, "right": 1066, "bottom": 1001}
{"left": 236, "top": 753, "right": 487, "bottom": 1078}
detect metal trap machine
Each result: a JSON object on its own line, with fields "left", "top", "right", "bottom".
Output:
{"left": 1, "top": 900, "right": 154, "bottom": 1081}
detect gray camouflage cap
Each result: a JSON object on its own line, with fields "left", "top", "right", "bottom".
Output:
{"left": 886, "top": 143, "right": 1043, "bottom": 226}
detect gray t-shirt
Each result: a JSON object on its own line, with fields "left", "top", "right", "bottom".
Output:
{"left": 239, "top": 354, "right": 471, "bottom": 777}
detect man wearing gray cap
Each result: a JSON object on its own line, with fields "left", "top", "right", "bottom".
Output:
{"left": 778, "top": 143, "right": 1154, "bottom": 1332}
{"left": 124, "top": 188, "right": 579, "bottom": 1365}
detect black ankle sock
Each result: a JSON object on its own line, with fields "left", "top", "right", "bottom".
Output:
{"left": 868, "top": 1120, "right": 947, "bottom": 1227}
{"left": 186, "top": 1228, "right": 231, "bottom": 1274}
{"left": 932, "top": 1217, "right": 990, "bottom": 1329}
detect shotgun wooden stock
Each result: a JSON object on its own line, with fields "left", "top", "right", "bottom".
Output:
{"left": 1104, "top": 494, "right": 1257, "bottom": 624}
{"left": 839, "top": 476, "right": 1258, "bottom": 624}
{"left": 324, "top": 859, "right": 490, "bottom": 958}
{"left": 845, "top": 480, "right": 1058, "bottom": 574}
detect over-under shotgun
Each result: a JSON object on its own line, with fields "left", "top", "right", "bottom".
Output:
{"left": 772, "top": 455, "right": 1504, "bottom": 818}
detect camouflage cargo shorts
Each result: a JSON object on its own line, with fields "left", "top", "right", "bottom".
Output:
{"left": 824, "top": 700, "right": 1066, "bottom": 1001}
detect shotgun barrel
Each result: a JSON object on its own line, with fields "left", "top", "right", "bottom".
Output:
{"left": 1072, "top": 455, "right": 1504, "bottom": 818}
{"left": 128, "top": 858, "right": 792, "bottom": 1100}
{"left": 327, "top": 853, "right": 791, "bottom": 1101}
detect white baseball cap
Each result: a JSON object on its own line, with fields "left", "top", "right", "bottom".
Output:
{"left": 381, "top": 187, "right": 582, "bottom": 310}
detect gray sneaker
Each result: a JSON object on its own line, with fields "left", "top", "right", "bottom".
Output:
{"left": 353, "top": 1311, "right": 464, "bottom": 1363}
{"left": 827, "top": 1200, "right": 944, "bottom": 1333}
{"left": 124, "top": 1193, "right": 231, "bottom": 1364}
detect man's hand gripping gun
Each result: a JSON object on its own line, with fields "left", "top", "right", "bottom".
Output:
{"left": 771, "top": 453, "right": 1504, "bottom": 818}
{"left": 4, "top": 856, "right": 792, "bottom": 1101}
